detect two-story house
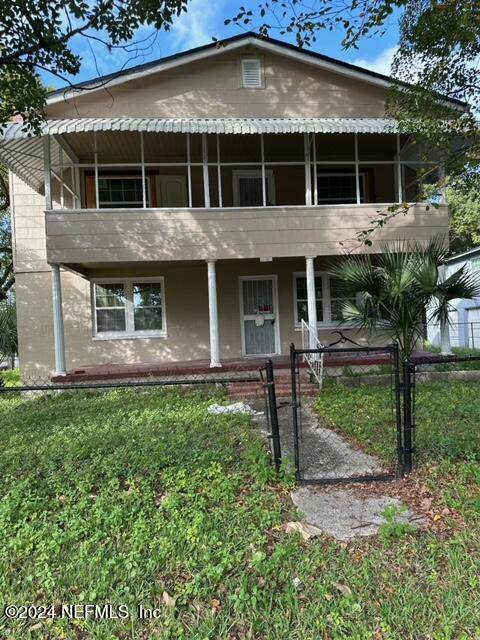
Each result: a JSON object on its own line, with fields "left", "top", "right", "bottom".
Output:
{"left": 0, "top": 33, "right": 455, "bottom": 379}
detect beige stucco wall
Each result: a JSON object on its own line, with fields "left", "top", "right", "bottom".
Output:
{"left": 45, "top": 45, "right": 387, "bottom": 120}
{"left": 16, "top": 258, "right": 388, "bottom": 378}
{"left": 45, "top": 203, "right": 449, "bottom": 265}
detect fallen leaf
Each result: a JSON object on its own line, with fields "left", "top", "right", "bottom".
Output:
{"left": 333, "top": 582, "right": 352, "bottom": 597}
{"left": 162, "top": 591, "right": 176, "bottom": 608}
{"left": 324, "top": 593, "right": 334, "bottom": 601}
{"left": 285, "top": 521, "right": 322, "bottom": 541}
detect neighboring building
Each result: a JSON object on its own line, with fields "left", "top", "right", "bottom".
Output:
{"left": 0, "top": 33, "right": 456, "bottom": 378}
{"left": 427, "top": 247, "right": 480, "bottom": 349}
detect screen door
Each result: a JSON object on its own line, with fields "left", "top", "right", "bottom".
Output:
{"left": 241, "top": 277, "right": 279, "bottom": 355}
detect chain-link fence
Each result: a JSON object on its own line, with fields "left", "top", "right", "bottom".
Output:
{"left": 3, "top": 348, "right": 479, "bottom": 481}
{"left": 425, "top": 321, "right": 480, "bottom": 350}
{"left": 403, "top": 352, "right": 480, "bottom": 471}
{"left": 0, "top": 367, "right": 262, "bottom": 414}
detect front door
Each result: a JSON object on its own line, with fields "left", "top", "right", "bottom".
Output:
{"left": 240, "top": 276, "right": 279, "bottom": 356}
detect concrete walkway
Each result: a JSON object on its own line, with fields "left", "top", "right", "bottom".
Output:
{"left": 254, "top": 398, "right": 425, "bottom": 540}
{"left": 274, "top": 399, "right": 385, "bottom": 481}
{"left": 291, "top": 487, "right": 424, "bottom": 540}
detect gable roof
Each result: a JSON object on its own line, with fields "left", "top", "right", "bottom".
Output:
{"left": 46, "top": 31, "right": 467, "bottom": 108}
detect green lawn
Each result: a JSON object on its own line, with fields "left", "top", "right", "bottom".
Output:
{"left": 316, "top": 380, "right": 480, "bottom": 463}
{"left": 423, "top": 343, "right": 480, "bottom": 370}
{"left": 0, "top": 369, "right": 21, "bottom": 387}
{"left": 0, "top": 388, "right": 479, "bottom": 639}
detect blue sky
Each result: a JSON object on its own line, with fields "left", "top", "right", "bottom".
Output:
{"left": 41, "top": 0, "right": 402, "bottom": 89}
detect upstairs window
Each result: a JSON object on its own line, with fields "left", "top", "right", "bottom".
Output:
{"left": 84, "top": 173, "right": 156, "bottom": 208}
{"left": 240, "top": 58, "right": 263, "bottom": 89}
{"left": 317, "top": 171, "right": 366, "bottom": 204}
{"left": 98, "top": 177, "right": 149, "bottom": 208}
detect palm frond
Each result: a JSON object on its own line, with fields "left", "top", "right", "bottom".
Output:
{"left": 0, "top": 304, "right": 17, "bottom": 360}
{"left": 329, "top": 256, "right": 380, "bottom": 298}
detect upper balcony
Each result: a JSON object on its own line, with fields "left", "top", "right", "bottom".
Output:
{"left": 1, "top": 119, "right": 449, "bottom": 266}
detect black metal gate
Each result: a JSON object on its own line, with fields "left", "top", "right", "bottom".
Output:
{"left": 290, "top": 343, "right": 403, "bottom": 484}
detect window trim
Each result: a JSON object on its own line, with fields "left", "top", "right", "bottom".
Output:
{"left": 232, "top": 169, "right": 275, "bottom": 207}
{"left": 293, "top": 271, "right": 357, "bottom": 329}
{"left": 96, "top": 175, "right": 151, "bottom": 208}
{"left": 84, "top": 172, "right": 157, "bottom": 209}
{"left": 91, "top": 277, "right": 167, "bottom": 340}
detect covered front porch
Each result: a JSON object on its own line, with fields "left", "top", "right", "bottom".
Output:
{"left": 48, "top": 256, "right": 372, "bottom": 378}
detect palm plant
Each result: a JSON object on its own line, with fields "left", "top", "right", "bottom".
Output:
{"left": 0, "top": 303, "right": 17, "bottom": 368}
{"left": 332, "top": 238, "right": 480, "bottom": 358}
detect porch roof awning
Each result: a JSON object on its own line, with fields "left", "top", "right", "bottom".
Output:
{"left": 1, "top": 117, "right": 399, "bottom": 140}
{"left": 0, "top": 117, "right": 399, "bottom": 192}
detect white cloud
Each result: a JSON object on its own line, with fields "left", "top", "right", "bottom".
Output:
{"left": 350, "top": 45, "right": 398, "bottom": 77}
{"left": 170, "top": 0, "right": 226, "bottom": 50}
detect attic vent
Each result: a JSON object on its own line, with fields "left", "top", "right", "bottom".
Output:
{"left": 241, "top": 58, "right": 263, "bottom": 89}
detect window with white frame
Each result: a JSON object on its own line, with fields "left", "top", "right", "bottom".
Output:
{"left": 294, "top": 272, "right": 356, "bottom": 326}
{"left": 97, "top": 176, "right": 150, "bottom": 208}
{"left": 93, "top": 278, "right": 166, "bottom": 338}
{"left": 295, "top": 274, "right": 324, "bottom": 324}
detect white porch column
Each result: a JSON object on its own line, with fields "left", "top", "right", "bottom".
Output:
{"left": 304, "top": 133, "right": 312, "bottom": 206}
{"left": 51, "top": 264, "right": 66, "bottom": 375}
{"left": 207, "top": 260, "right": 221, "bottom": 367}
{"left": 305, "top": 256, "right": 318, "bottom": 349}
